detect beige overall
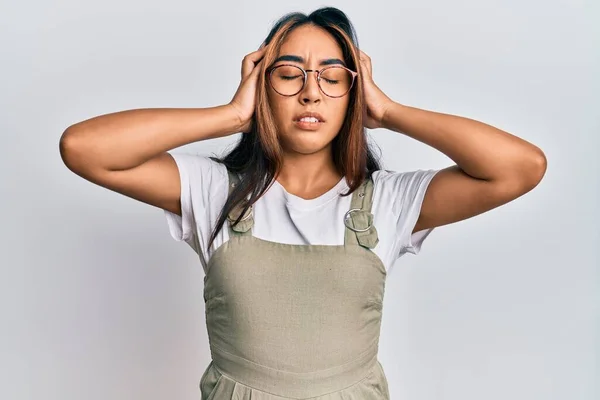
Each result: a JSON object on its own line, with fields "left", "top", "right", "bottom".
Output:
{"left": 199, "top": 170, "right": 390, "bottom": 399}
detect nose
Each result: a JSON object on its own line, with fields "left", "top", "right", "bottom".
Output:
{"left": 298, "top": 69, "right": 322, "bottom": 104}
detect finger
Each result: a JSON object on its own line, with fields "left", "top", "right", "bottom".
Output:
{"left": 241, "top": 58, "right": 264, "bottom": 85}
{"left": 241, "top": 47, "right": 267, "bottom": 79}
{"left": 241, "top": 54, "right": 264, "bottom": 79}
{"left": 359, "top": 50, "right": 372, "bottom": 68}
{"left": 249, "top": 58, "right": 264, "bottom": 77}
{"left": 360, "top": 54, "right": 371, "bottom": 67}
{"left": 359, "top": 54, "right": 372, "bottom": 75}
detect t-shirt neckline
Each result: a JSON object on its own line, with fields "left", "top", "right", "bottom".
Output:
{"left": 274, "top": 177, "right": 348, "bottom": 211}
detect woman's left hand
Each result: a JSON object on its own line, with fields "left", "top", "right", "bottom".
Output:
{"left": 358, "top": 50, "right": 394, "bottom": 130}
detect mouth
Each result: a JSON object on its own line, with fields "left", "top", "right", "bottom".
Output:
{"left": 293, "top": 118, "right": 324, "bottom": 131}
{"left": 293, "top": 112, "right": 325, "bottom": 131}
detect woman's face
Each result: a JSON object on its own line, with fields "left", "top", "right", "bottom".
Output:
{"left": 267, "top": 24, "right": 351, "bottom": 156}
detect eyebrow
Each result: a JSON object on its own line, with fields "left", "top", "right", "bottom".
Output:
{"left": 273, "top": 55, "right": 346, "bottom": 67}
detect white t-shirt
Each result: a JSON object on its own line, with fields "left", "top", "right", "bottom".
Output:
{"left": 164, "top": 152, "right": 441, "bottom": 277}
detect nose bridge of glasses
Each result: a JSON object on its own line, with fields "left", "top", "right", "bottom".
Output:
{"left": 304, "top": 69, "right": 320, "bottom": 82}
{"left": 299, "top": 69, "right": 322, "bottom": 96}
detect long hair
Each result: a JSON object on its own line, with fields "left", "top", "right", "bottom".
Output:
{"left": 207, "top": 6, "right": 383, "bottom": 249}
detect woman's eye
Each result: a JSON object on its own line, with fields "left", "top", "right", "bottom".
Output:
{"left": 281, "top": 75, "right": 301, "bottom": 80}
{"left": 324, "top": 78, "right": 339, "bottom": 84}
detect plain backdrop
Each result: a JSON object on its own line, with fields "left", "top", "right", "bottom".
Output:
{"left": 1, "top": 1, "right": 598, "bottom": 399}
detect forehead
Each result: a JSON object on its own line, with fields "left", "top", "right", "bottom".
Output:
{"left": 277, "top": 25, "right": 343, "bottom": 60}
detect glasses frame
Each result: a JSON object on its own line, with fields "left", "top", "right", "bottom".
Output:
{"left": 266, "top": 63, "right": 359, "bottom": 98}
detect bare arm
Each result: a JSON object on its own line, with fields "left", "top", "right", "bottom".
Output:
{"left": 380, "top": 102, "right": 547, "bottom": 234}
{"left": 356, "top": 49, "right": 547, "bottom": 235}
{"left": 59, "top": 105, "right": 242, "bottom": 216}
{"left": 60, "top": 45, "right": 267, "bottom": 218}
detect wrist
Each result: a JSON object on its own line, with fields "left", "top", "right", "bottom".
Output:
{"left": 380, "top": 100, "right": 397, "bottom": 130}
{"left": 224, "top": 102, "right": 246, "bottom": 133}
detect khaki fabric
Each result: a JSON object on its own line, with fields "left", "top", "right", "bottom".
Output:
{"left": 200, "top": 170, "right": 389, "bottom": 399}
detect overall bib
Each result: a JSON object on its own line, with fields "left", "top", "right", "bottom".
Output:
{"left": 199, "top": 170, "right": 390, "bottom": 399}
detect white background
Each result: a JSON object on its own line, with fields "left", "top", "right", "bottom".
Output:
{"left": 0, "top": 0, "right": 597, "bottom": 399}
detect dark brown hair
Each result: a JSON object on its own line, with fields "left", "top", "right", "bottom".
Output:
{"left": 208, "top": 7, "right": 382, "bottom": 249}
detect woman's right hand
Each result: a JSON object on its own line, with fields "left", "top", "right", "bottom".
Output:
{"left": 228, "top": 44, "right": 267, "bottom": 133}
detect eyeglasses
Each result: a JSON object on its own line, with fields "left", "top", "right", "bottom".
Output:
{"left": 266, "top": 64, "right": 358, "bottom": 98}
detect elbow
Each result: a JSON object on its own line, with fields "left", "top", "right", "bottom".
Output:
{"left": 530, "top": 147, "right": 548, "bottom": 186}
{"left": 59, "top": 128, "right": 74, "bottom": 168}
{"left": 520, "top": 147, "right": 547, "bottom": 191}
{"left": 59, "top": 127, "right": 87, "bottom": 173}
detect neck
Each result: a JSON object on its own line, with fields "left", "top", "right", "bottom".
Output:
{"left": 276, "top": 146, "right": 343, "bottom": 199}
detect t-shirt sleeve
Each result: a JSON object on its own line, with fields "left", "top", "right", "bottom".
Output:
{"left": 375, "top": 168, "right": 441, "bottom": 258}
{"left": 163, "top": 151, "right": 228, "bottom": 264}
{"left": 164, "top": 152, "right": 195, "bottom": 243}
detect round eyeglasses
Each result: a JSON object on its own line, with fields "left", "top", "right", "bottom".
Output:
{"left": 266, "top": 64, "right": 358, "bottom": 98}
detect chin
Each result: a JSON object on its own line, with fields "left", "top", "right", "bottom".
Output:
{"left": 280, "top": 135, "right": 330, "bottom": 155}
{"left": 277, "top": 124, "right": 339, "bottom": 154}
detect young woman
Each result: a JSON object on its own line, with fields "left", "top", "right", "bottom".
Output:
{"left": 59, "top": 7, "right": 547, "bottom": 400}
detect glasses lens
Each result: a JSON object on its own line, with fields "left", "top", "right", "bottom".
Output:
{"left": 270, "top": 65, "right": 305, "bottom": 96}
{"left": 270, "top": 65, "right": 354, "bottom": 97}
{"left": 320, "top": 66, "right": 353, "bottom": 97}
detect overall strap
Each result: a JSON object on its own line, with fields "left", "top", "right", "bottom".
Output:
{"left": 226, "top": 169, "right": 254, "bottom": 236}
{"left": 343, "top": 176, "right": 379, "bottom": 249}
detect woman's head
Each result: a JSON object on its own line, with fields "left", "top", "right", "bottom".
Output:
{"left": 260, "top": 24, "right": 354, "bottom": 156}
{"left": 254, "top": 8, "right": 367, "bottom": 177}
{"left": 208, "top": 7, "right": 382, "bottom": 248}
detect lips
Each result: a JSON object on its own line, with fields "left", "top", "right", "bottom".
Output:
{"left": 293, "top": 119, "right": 323, "bottom": 131}
{"left": 293, "top": 111, "right": 325, "bottom": 123}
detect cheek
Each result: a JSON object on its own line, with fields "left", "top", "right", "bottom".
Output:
{"left": 269, "top": 97, "right": 294, "bottom": 125}
{"left": 330, "top": 101, "right": 350, "bottom": 128}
